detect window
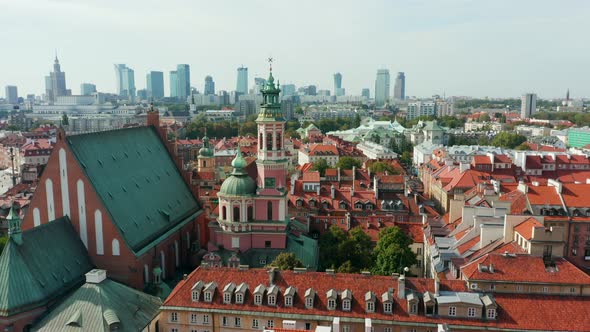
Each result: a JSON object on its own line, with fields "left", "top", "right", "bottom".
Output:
{"left": 233, "top": 206, "right": 240, "bottom": 222}
{"left": 224, "top": 293, "right": 231, "bottom": 303}
{"left": 222, "top": 316, "right": 229, "bottom": 326}
{"left": 542, "top": 286, "right": 549, "bottom": 293}
{"left": 306, "top": 297, "right": 314, "bottom": 308}
{"left": 259, "top": 257, "right": 267, "bottom": 265}
{"left": 384, "top": 302, "right": 392, "bottom": 313}
{"left": 342, "top": 299, "right": 351, "bottom": 311}
{"left": 268, "top": 295, "right": 276, "bottom": 305}
{"left": 410, "top": 303, "right": 417, "bottom": 314}
{"left": 517, "top": 285, "right": 523, "bottom": 292}
{"left": 170, "top": 312, "right": 178, "bottom": 322}
{"left": 267, "top": 201, "right": 273, "bottom": 220}
{"left": 285, "top": 296, "right": 293, "bottom": 307}
{"left": 449, "top": 306, "right": 456, "bottom": 316}
{"left": 171, "top": 329, "right": 178, "bottom": 332}
{"left": 367, "top": 301, "right": 375, "bottom": 312}
{"left": 248, "top": 206, "right": 253, "bottom": 220}
{"left": 468, "top": 307, "right": 476, "bottom": 317}
{"left": 252, "top": 319, "right": 259, "bottom": 328}
{"left": 470, "top": 283, "right": 478, "bottom": 290}
{"left": 236, "top": 293, "right": 244, "bottom": 304}
{"left": 255, "top": 294, "right": 262, "bottom": 305}
{"left": 342, "top": 326, "right": 350, "bottom": 332}
{"left": 267, "top": 320, "right": 274, "bottom": 328}
{"left": 487, "top": 308, "right": 496, "bottom": 319}
{"left": 222, "top": 206, "right": 227, "bottom": 220}
{"left": 192, "top": 291, "right": 199, "bottom": 301}
{"left": 417, "top": 247, "right": 422, "bottom": 255}
{"left": 384, "top": 329, "right": 392, "bottom": 332}
{"left": 570, "top": 287, "right": 577, "bottom": 294}
{"left": 490, "top": 284, "right": 496, "bottom": 291}
{"left": 235, "top": 317, "right": 241, "bottom": 327}
{"left": 203, "top": 315, "right": 210, "bottom": 324}
{"left": 190, "top": 313, "right": 197, "bottom": 324}
{"left": 328, "top": 299, "right": 336, "bottom": 310}
{"left": 204, "top": 292, "right": 212, "bottom": 302}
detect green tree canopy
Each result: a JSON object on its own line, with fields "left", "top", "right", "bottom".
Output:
{"left": 0, "top": 235, "right": 7, "bottom": 255}
{"left": 369, "top": 161, "right": 398, "bottom": 174}
{"left": 336, "top": 156, "right": 362, "bottom": 170}
{"left": 319, "top": 225, "right": 373, "bottom": 272}
{"left": 312, "top": 158, "right": 329, "bottom": 176}
{"left": 371, "top": 226, "right": 417, "bottom": 276}
{"left": 268, "top": 252, "right": 304, "bottom": 270}
{"left": 491, "top": 132, "right": 527, "bottom": 149}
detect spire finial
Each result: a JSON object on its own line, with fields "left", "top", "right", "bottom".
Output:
{"left": 268, "top": 57, "right": 273, "bottom": 72}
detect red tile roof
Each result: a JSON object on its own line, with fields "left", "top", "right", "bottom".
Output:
{"left": 513, "top": 217, "right": 544, "bottom": 241}
{"left": 302, "top": 171, "right": 320, "bottom": 182}
{"left": 308, "top": 144, "right": 339, "bottom": 156}
{"left": 526, "top": 185, "right": 561, "bottom": 206}
{"left": 461, "top": 254, "right": 590, "bottom": 285}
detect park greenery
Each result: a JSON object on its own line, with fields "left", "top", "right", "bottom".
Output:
{"left": 335, "top": 156, "right": 362, "bottom": 170}
{"left": 490, "top": 132, "right": 528, "bottom": 149}
{"left": 312, "top": 158, "right": 329, "bottom": 176}
{"left": 319, "top": 225, "right": 418, "bottom": 275}
{"left": 368, "top": 161, "right": 399, "bottom": 174}
{"left": 268, "top": 252, "right": 304, "bottom": 270}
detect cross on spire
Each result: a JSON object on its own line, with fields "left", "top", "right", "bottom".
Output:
{"left": 268, "top": 57, "right": 273, "bottom": 72}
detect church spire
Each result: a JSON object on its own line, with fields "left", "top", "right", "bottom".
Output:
{"left": 7, "top": 204, "right": 22, "bottom": 245}
{"left": 257, "top": 58, "right": 283, "bottom": 121}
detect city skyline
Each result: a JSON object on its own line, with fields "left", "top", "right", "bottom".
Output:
{"left": 1, "top": 0, "right": 589, "bottom": 99}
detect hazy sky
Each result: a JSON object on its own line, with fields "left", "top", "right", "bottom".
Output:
{"left": 1, "top": 0, "right": 589, "bottom": 99}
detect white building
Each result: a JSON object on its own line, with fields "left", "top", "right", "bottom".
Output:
{"left": 407, "top": 101, "right": 436, "bottom": 120}
{"left": 356, "top": 141, "right": 398, "bottom": 160}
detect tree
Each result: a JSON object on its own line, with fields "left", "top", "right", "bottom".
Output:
{"left": 515, "top": 142, "right": 531, "bottom": 150}
{"left": 369, "top": 161, "right": 398, "bottom": 174}
{"left": 0, "top": 235, "right": 7, "bottom": 255}
{"left": 312, "top": 158, "right": 329, "bottom": 176}
{"left": 400, "top": 151, "right": 412, "bottom": 165}
{"left": 268, "top": 252, "right": 304, "bottom": 270}
{"left": 318, "top": 225, "right": 373, "bottom": 272}
{"left": 371, "top": 226, "right": 417, "bottom": 276}
{"left": 478, "top": 113, "right": 491, "bottom": 122}
{"left": 352, "top": 114, "right": 361, "bottom": 128}
{"left": 491, "top": 132, "right": 527, "bottom": 149}
{"left": 336, "top": 157, "right": 362, "bottom": 170}
{"left": 61, "top": 112, "right": 69, "bottom": 126}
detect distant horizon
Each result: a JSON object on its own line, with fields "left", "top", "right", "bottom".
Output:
{"left": 1, "top": 0, "right": 589, "bottom": 100}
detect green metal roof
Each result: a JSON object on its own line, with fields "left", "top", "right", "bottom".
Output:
{"left": 287, "top": 233, "right": 319, "bottom": 271}
{"left": 32, "top": 278, "right": 161, "bottom": 332}
{"left": 0, "top": 217, "right": 93, "bottom": 317}
{"left": 67, "top": 126, "right": 201, "bottom": 254}
{"left": 218, "top": 147, "right": 256, "bottom": 196}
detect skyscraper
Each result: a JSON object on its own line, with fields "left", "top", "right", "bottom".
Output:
{"left": 361, "top": 88, "right": 370, "bottom": 99}
{"left": 80, "top": 83, "right": 96, "bottom": 96}
{"left": 176, "top": 64, "right": 191, "bottom": 99}
{"left": 114, "top": 64, "right": 136, "bottom": 101}
{"left": 46, "top": 56, "right": 68, "bottom": 102}
{"left": 521, "top": 93, "right": 537, "bottom": 119}
{"left": 146, "top": 71, "right": 164, "bottom": 99}
{"left": 375, "top": 69, "right": 390, "bottom": 107}
{"left": 394, "top": 72, "right": 406, "bottom": 100}
{"left": 236, "top": 66, "right": 248, "bottom": 95}
{"left": 204, "top": 75, "right": 215, "bottom": 95}
{"left": 334, "top": 72, "right": 343, "bottom": 96}
{"left": 5, "top": 86, "right": 18, "bottom": 104}
{"left": 254, "top": 77, "right": 266, "bottom": 95}
{"left": 169, "top": 71, "right": 178, "bottom": 98}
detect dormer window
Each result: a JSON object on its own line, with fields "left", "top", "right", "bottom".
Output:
{"left": 382, "top": 291, "right": 393, "bottom": 314}
{"left": 224, "top": 293, "right": 231, "bottom": 303}
{"left": 328, "top": 299, "right": 336, "bottom": 310}
{"left": 355, "top": 202, "right": 363, "bottom": 209}
{"left": 326, "top": 289, "right": 338, "bottom": 310}
{"left": 339, "top": 202, "right": 347, "bottom": 209}
{"left": 254, "top": 284, "right": 266, "bottom": 305}
{"left": 309, "top": 200, "right": 316, "bottom": 208}
{"left": 203, "top": 281, "right": 217, "bottom": 303}
{"left": 365, "top": 292, "right": 376, "bottom": 313}
{"left": 223, "top": 282, "right": 236, "bottom": 304}
{"left": 204, "top": 292, "right": 212, "bottom": 302}
{"left": 254, "top": 294, "right": 262, "bottom": 305}
{"left": 284, "top": 286, "right": 296, "bottom": 307}
{"left": 305, "top": 288, "right": 316, "bottom": 309}
{"left": 192, "top": 291, "right": 199, "bottom": 301}
{"left": 342, "top": 299, "right": 351, "bottom": 311}
{"left": 341, "top": 289, "right": 352, "bottom": 312}
{"left": 191, "top": 281, "right": 204, "bottom": 302}
{"left": 235, "top": 293, "right": 243, "bottom": 303}
{"left": 268, "top": 294, "right": 276, "bottom": 305}
{"left": 487, "top": 308, "right": 496, "bottom": 319}
{"left": 296, "top": 199, "right": 303, "bottom": 207}
{"left": 267, "top": 285, "right": 279, "bottom": 306}
{"left": 234, "top": 282, "right": 248, "bottom": 304}
{"left": 384, "top": 302, "right": 392, "bottom": 313}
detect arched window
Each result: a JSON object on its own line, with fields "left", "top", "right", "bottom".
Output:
{"left": 267, "top": 201, "right": 273, "bottom": 220}
{"left": 267, "top": 133, "right": 273, "bottom": 150}
{"left": 111, "top": 239, "right": 120, "bottom": 256}
{"left": 222, "top": 206, "right": 227, "bottom": 220}
{"left": 95, "top": 210, "right": 104, "bottom": 255}
{"left": 174, "top": 240, "right": 180, "bottom": 267}
{"left": 248, "top": 206, "right": 253, "bottom": 220}
{"left": 202, "top": 160, "right": 207, "bottom": 167}
{"left": 276, "top": 132, "right": 282, "bottom": 149}
{"left": 259, "top": 133, "right": 263, "bottom": 149}
{"left": 233, "top": 206, "right": 240, "bottom": 222}
{"left": 160, "top": 250, "right": 166, "bottom": 279}
{"left": 144, "top": 264, "right": 149, "bottom": 284}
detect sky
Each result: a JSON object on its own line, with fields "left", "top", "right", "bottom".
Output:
{"left": 1, "top": 0, "right": 589, "bottom": 99}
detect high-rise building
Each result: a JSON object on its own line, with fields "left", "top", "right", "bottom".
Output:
{"left": 361, "top": 88, "right": 370, "bottom": 99}
{"left": 5, "top": 86, "right": 18, "bottom": 104}
{"left": 169, "top": 71, "right": 178, "bottom": 98}
{"left": 521, "top": 93, "right": 537, "bottom": 119}
{"left": 176, "top": 64, "right": 191, "bottom": 99}
{"left": 280, "top": 84, "right": 296, "bottom": 97}
{"left": 46, "top": 56, "right": 68, "bottom": 102}
{"left": 375, "top": 69, "right": 390, "bottom": 107}
{"left": 114, "top": 64, "right": 136, "bottom": 101}
{"left": 253, "top": 77, "right": 266, "bottom": 95}
{"left": 394, "top": 72, "right": 406, "bottom": 100}
{"left": 334, "top": 72, "right": 343, "bottom": 96}
{"left": 80, "top": 83, "right": 96, "bottom": 96}
{"left": 236, "top": 66, "right": 248, "bottom": 95}
{"left": 146, "top": 71, "right": 164, "bottom": 100}
{"left": 204, "top": 75, "right": 215, "bottom": 95}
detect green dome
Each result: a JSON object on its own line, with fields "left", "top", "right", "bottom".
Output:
{"left": 199, "top": 135, "right": 214, "bottom": 157}
{"left": 219, "top": 146, "right": 256, "bottom": 196}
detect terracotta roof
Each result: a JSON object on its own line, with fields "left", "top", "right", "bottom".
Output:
{"left": 513, "top": 217, "right": 544, "bottom": 241}
{"left": 493, "top": 154, "right": 512, "bottom": 164}
{"left": 525, "top": 185, "right": 561, "bottom": 206}
{"left": 472, "top": 155, "right": 491, "bottom": 165}
{"left": 457, "top": 236, "right": 480, "bottom": 255}
{"left": 560, "top": 183, "right": 590, "bottom": 207}
{"left": 302, "top": 171, "right": 320, "bottom": 182}
{"left": 308, "top": 144, "right": 338, "bottom": 156}
{"left": 325, "top": 169, "right": 338, "bottom": 177}
{"left": 461, "top": 254, "right": 590, "bottom": 285}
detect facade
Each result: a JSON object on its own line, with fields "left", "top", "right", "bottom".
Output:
{"left": 375, "top": 69, "right": 390, "bottom": 107}
{"left": 520, "top": 93, "right": 537, "bottom": 119}
{"left": 204, "top": 75, "right": 215, "bottom": 95}
{"left": 80, "top": 83, "right": 96, "bottom": 96}
{"left": 21, "top": 138, "right": 54, "bottom": 165}
{"left": 47, "top": 56, "right": 68, "bottom": 102}
{"left": 394, "top": 72, "right": 405, "bottom": 100}
{"left": 407, "top": 101, "right": 436, "bottom": 120}
{"left": 237, "top": 66, "right": 248, "bottom": 95}
{"left": 170, "top": 71, "right": 178, "bottom": 98}
{"left": 114, "top": 64, "right": 136, "bottom": 101}
{"left": 361, "top": 88, "right": 370, "bottom": 99}
{"left": 176, "top": 64, "right": 191, "bottom": 100}
{"left": 4, "top": 85, "right": 18, "bottom": 104}
{"left": 334, "top": 72, "right": 343, "bottom": 96}
{"left": 146, "top": 71, "right": 165, "bottom": 99}
{"left": 21, "top": 110, "right": 206, "bottom": 290}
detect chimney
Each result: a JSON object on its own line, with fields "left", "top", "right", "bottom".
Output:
{"left": 290, "top": 177, "right": 295, "bottom": 195}
{"left": 331, "top": 185, "right": 335, "bottom": 199}
{"left": 85, "top": 269, "right": 107, "bottom": 284}
{"left": 459, "top": 162, "right": 470, "bottom": 173}
{"left": 489, "top": 263, "right": 494, "bottom": 273}
{"left": 316, "top": 185, "right": 320, "bottom": 195}
{"left": 332, "top": 317, "right": 341, "bottom": 332}
{"left": 337, "top": 167, "right": 341, "bottom": 182}
{"left": 373, "top": 176, "right": 379, "bottom": 196}
{"left": 434, "top": 276, "right": 440, "bottom": 296}
{"left": 268, "top": 267, "right": 277, "bottom": 285}
{"left": 397, "top": 275, "right": 405, "bottom": 299}
{"left": 352, "top": 165, "right": 357, "bottom": 182}
{"left": 364, "top": 318, "right": 372, "bottom": 332}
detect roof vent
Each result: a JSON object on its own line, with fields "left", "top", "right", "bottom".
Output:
{"left": 238, "top": 265, "right": 250, "bottom": 271}
{"left": 293, "top": 267, "right": 307, "bottom": 274}
{"left": 325, "top": 269, "right": 335, "bottom": 275}
{"left": 86, "top": 269, "right": 107, "bottom": 284}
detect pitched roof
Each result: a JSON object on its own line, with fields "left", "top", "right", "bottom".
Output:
{"left": 461, "top": 254, "right": 590, "bottom": 285}
{"left": 67, "top": 127, "right": 201, "bottom": 254}
{"left": 514, "top": 217, "right": 544, "bottom": 241}
{"left": 32, "top": 278, "right": 161, "bottom": 332}
{"left": 0, "top": 217, "right": 94, "bottom": 316}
